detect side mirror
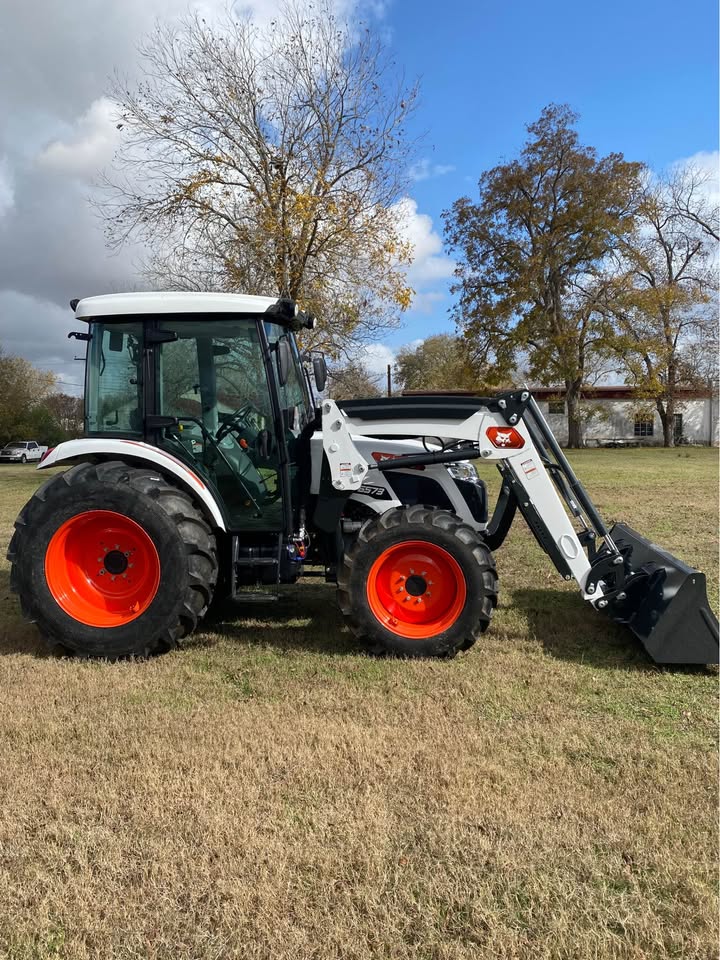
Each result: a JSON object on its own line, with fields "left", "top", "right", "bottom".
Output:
{"left": 276, "top": 338, "right": 292, "bottom": 387}
{"left": 313, "top": 355, "right": 328, "bottom": 392}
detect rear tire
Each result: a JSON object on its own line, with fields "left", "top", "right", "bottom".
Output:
{"left": 337, "top": 505, "right": 498, "bottom": 657}
{"left": 7, "top": 461, "right": 218, "bottom": 658}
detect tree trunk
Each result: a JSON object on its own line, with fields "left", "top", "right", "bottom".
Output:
{"left": 565, "top": 382, "right": 583, "bottom": 448}
{"left": 657, "top": 398, "right": 674, "bottom": 447}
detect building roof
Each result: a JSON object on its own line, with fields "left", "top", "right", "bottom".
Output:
{"left": 402, "top": 385, "right": 715, "bottom": 400}
{"left": 74, "top": 291, "right": 280, "bottom": 320}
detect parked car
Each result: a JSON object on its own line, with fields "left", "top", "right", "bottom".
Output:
{"left": 0, "top": 441, "right": 48, "bottom": 464}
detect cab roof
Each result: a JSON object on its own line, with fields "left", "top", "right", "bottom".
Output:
{"left": 74, "top": 291, "right": 282, "bottom": 320}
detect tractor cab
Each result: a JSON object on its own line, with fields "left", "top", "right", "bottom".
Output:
{"left": 80, "top": 293, "right": 323, "bottom": 532}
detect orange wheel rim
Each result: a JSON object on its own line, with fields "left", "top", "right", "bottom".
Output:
{"left": 366, "top": 540, "right": 466, "bottom": 639}
{"left": 44, "top": 510, "right": 160, "bottom": 628}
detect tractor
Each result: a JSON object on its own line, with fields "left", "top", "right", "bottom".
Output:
{"left": 7, "top": 292, "right": 719, "bottom": 664}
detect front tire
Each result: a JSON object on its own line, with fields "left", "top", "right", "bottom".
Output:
{"left": 20, "top": 455, "right": 26, "bottom": 464}
{"left": 337, "top": 506, "right": 498, "bottom": 657}
{"left": 7, "top": 461, "right": 218, "bottom": 658}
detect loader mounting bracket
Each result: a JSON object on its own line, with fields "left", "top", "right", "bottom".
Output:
{"left": 585, "top": 544, "right": 633, "bottom": 605}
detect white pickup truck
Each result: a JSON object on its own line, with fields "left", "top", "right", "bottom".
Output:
{"left": 0, "top": 441, "right": 48, "bottom": 464}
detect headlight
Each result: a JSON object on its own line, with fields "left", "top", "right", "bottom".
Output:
{"left": 446, "top": 460, "right": 479, "bottom": 482}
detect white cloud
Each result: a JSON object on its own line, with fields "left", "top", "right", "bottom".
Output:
{"left": 363, "top": 342, "right": 396, "bottom": 377}
{"left": 409, "top": 159, "right": 455, "bottom": 182}
{"left": 394, "top": 197, "right": 455, "bottom": 291}
{"left": 38, "top": 98, "right": 122, "bottom": 180}
{"left": 362, "top": 337, "right": 425, "bottom": 378}
{"left": 411, "top": 290, "right": 446, "bottom": 314}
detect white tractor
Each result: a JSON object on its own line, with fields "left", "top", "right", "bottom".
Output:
{"left": 7, "top": 293, "right": 718, "bottom": 664}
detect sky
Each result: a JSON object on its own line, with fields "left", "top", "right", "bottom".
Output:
{"left": 0, "top": 0, "right": 717, "bottom": 391}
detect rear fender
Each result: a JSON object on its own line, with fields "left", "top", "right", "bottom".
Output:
{"left": 39, "top": 439, "right": 227, "bottom": 531}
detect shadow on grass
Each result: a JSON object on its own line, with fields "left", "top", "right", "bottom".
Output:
{"left": 0, "top": 572, "right": 358, "bottom": 660}
{"left": 202, "top": 581, "right": 359, "bottom": 658}
{"left": 511, "top": 587, "right": 714, "bottom": 674}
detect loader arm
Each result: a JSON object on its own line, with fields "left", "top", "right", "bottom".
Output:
{"left": 321, "top": 390, "right": 719, "bottom": 665}
{"left": 321, "top": 391, "right": 598, "bottom": 593}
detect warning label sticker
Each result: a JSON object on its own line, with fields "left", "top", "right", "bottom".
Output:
{"left": 520, "top": 458, "right": 538, "bottom": 478}
{"left": 339, "top": 462, "right": 352, "bottom": 475}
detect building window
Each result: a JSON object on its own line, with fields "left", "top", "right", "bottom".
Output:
{"left": 634, "top": 414, "right": 654, "bottom": 437}
{"left": 548, "top": 400, "right": 565, "bottom": 415}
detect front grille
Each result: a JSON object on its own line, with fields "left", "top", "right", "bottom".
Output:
{"left": 452, "top": 478, "right": 488, "bottom": 523}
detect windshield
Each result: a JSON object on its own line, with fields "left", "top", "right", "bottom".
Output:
{"left": 4, "top": 443, "right": 25, "bottom": 449}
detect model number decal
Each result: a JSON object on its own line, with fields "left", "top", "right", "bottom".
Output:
{"left": 358, "top": 483, "right": 390, "bottom": 499}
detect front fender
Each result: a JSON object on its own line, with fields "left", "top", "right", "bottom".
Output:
{"left": 39, "top": 438, "right": 226, "bottom": 531}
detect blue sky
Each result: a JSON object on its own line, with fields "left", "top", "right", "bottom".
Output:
{"left": 375, "top": 0, "right": 719, "bottom": 355}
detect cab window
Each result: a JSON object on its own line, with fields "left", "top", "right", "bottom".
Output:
{"left": 86, "top": 322, "right": 144, "bottom": 435}
{"left": 264, "top": 323, "right": 311, "bottom": 437}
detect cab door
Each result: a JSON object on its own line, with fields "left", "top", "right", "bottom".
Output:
{"left": 154, "top": 316, "right": 287, "bottom": 531}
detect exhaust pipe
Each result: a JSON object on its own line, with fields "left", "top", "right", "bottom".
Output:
{"left": 603, "top": 523, "right": 718, "bottom": 665}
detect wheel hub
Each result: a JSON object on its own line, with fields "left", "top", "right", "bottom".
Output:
{"left": 103, "top": 549, "right": 129, "bottom": 576}
{"left": 405, "top": 574, "right": 427, "bottom": 596}
{"left": 366, "top": 540, "right": 467, "bottom": 639}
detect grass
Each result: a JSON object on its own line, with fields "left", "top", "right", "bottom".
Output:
{"left": 0, "top": 449, "right": 717, "bottom": 960}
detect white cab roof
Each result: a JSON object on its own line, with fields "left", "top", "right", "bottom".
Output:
{"left": 75, "top": 291, "right": 280, "bottom": 320}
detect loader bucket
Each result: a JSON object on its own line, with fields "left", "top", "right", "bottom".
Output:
{"left": 606, "top": 523, "right": 719, "bottom": 665}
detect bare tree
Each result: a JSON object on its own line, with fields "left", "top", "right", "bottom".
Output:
{"left": 602, "top": 167, "right": 719, "bottom": 446}
{"left": 100, "top": 2, "right": 418, "bottom": 357}
{"left": 327, "top": 360, "right": 382, "bottom": 399}
{"left": 668, "top": 162, "right": 719, "bottom": 242}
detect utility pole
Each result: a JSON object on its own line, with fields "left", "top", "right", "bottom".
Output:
{"left": 387, "top": 364, "right": 392, "bottom": 397}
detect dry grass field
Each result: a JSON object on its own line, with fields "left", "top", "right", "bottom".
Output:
{"left": 0, "top": 449, "right": 717, "bottom": 960}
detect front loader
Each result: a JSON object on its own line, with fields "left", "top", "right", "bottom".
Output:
{"left": 7, "top": 292, "right": 718, "bottom": 664}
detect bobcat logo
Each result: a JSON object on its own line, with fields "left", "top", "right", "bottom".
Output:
{"left": 494, "top": 430, "right": 514, "bottom": 447}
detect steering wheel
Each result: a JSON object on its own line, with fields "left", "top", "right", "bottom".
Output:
{"left": 215, "top": 402, "right": 257, "bottom": 443}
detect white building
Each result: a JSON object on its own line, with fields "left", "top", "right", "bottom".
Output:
{"left": 532, "top": 386, "right": 719, "bottom": 446}
{"left": 402, "top": 386, "right": 720, "bottom": 446}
